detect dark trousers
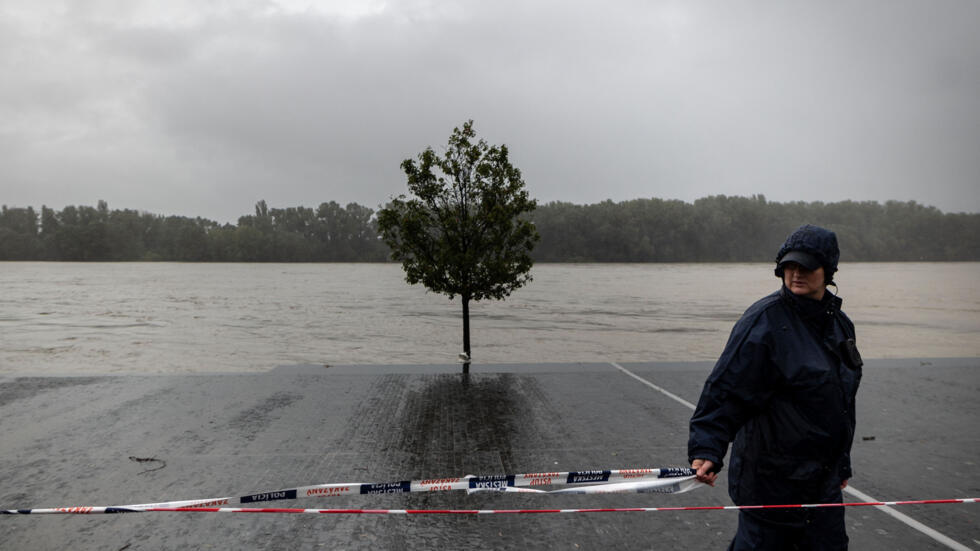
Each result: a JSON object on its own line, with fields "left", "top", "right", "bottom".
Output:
{"left": 728, "top": 505, "right": 848, "bottom": 551}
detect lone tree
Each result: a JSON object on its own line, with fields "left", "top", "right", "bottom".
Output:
{"left": 378, "top": 120, "right": 539, "bottom": 373}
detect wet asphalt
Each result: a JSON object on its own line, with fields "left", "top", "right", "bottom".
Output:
{"left": 0, "top": 358, "right": 977, "bottom": 550}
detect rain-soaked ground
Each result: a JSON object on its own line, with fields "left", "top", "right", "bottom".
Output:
{"left": 0, "top": 359, "right": 977, "bottom": 550}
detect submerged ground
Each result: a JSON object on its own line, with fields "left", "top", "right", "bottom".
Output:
{"left": 0, "top": 359, "right": 977, "bottom": 550}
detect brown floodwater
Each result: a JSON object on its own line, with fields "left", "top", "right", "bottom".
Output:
{"left": 1, "top": 262, "right": 977, "bottom": 375}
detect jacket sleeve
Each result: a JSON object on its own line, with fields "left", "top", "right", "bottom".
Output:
{"left": 836, "top": 387, "right": 858, "bottom": 480}
{"left": 688, "top": 311, "right": 777, "bottom": 470}
{"left": 839, "top": 407, "right": 856, "bottom": 480}
{"left": 837, "top": 312, "right": 861, "bottom": 481}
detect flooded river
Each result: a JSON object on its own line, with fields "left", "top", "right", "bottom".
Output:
{"left": 1, "top": 262, "right": 977, "bottom": 375}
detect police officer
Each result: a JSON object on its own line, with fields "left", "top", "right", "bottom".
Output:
{"left": 688, "top": 224, "right": 863, "bottom": 550}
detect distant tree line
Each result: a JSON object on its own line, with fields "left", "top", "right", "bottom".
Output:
{"left": 1, "top": 195, "right": 978, "bottom": 262}
{"left": 0, "top": 200, "right": 388, "bottom": 261}
{"left": 531, "top": 195, "right": 980, "bottom": 262}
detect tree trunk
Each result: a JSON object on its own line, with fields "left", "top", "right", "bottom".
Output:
{"left": 461, "top": 294, "right": 471, "bottom": 374}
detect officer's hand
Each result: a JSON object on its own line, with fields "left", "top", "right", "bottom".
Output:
{"left": 691, "top": 458, "right": 717, "bottom": 486}
{"left": 841, "top": 479, "right": 849, "bottom": 489}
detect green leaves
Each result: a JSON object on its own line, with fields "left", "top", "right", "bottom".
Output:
{"left": 378, "top": 120, "right": 540, "bottom": 302}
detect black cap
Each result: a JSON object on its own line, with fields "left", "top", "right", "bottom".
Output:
{"left": 774, "top": 224, "right": 840, "bottom": 285}
{"left": 776, "top": 250, "right": 821, "bottom": 272}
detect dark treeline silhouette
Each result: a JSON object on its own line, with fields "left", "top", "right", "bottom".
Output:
{"left": 0, "top": 200, "right": 388, "bottom": 262}
{"left": 532, "top": 195, "right": 980, "bottom": 262}
{"left": 1, "top": 195, "right": 978, "bottom": 262}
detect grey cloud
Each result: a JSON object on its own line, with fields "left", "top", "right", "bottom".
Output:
{"left": 2, "top": 0, "right": 978, "bottom": 223}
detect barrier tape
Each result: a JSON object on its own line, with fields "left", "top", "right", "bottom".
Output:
{"left": 4, "top": 464, "right": 974, "bottom": 516}
{"left": 5, "top": 499, "right": 976, "bottom": 515}
{"left": 2, "top": 467, "right": 699, "bottom": 514}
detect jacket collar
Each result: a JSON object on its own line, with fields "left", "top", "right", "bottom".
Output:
{"left": 780, "top": 285, "right": 841, "bottom": 326}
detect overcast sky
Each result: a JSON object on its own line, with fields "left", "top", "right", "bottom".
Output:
{"left": 2, "top": 0, "right": 978, "bottom": 223}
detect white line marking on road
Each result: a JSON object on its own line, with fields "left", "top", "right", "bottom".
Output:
{"left": 610, "top": 362, "right": 698, "bottom": 410}
{"left": 610, "top": 362, "right": 973, "bottom": 551}
{"left": 842, "top": 485, "right": 973, "bottom": 551}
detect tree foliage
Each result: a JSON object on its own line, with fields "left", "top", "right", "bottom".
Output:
{"left": 377, "top": 121, "right": 540, "bottom": 368}
{"left": 0, "top": 201, "right": 388, "bottom": 262}
{"left": 1, "top": 195, "right": 977, "bottom": 263}
{"left": 378, "top": 121, "right": 539, "bottom": 300}
{"left": 531, "top": 195, "right": 980, "bottom": 262}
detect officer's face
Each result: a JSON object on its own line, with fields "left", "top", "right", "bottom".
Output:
{"left": 782, "top": 262, "right": 826, "bottom": 300}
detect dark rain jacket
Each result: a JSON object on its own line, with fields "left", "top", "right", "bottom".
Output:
{"left": 688, "top": 286, "right": 862, "bottom": 506}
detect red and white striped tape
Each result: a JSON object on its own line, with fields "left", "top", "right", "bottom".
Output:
{"left": 3, "top": 465, "right": 975, "bottom": 516}
{"left": 6, "top": 498, "right": 976, "bottom": 515}
{"left": 2, "top": 467, "right": 700, "bottom": 514}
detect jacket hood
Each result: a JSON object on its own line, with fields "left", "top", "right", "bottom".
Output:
{"left": 775, "top": 224, "right": 840, "bottom": 284}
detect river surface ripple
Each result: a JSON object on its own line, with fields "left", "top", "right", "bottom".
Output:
{"left": 1, "top": 262, "right": 977, "bottom": 375}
